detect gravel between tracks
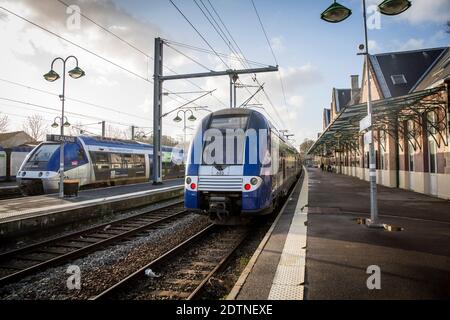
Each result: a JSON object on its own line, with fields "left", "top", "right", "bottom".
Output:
{"left": 0, "top": 213, "right": 210, "bottom": 300}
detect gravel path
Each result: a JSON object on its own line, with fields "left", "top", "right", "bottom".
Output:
{"left": 0, "top": 213, "right": 210, "bottom": 300}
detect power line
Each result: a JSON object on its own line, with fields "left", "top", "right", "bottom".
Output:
{"left": 163, "top": 39, "right": 269, "bottom": 67}
{"left": 0, "top": 5, "right": 198, "bottom": 107}
{"left": 55, "top": 0, "right": 227, "bottom": 108}
{"left": 169, "top": 0, "right": 230, "bottom": 69}
{"left": 0, "top": 78, "right": 153, "bottom": 122}
{"left": 250, "top": 0, "right": 289, "bottom": 120}
{"left": 165, "top": 43, "right": 213, "bottom": 72}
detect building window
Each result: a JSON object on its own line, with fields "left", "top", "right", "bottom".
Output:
{"left": 427, "top": 112, "right": 438, "bottom": 174}
{"left": 380, "top": 131, "right": 386, "bottom": 170}
{"left": 407, "top": 120, "right": 415, "bottom": 172}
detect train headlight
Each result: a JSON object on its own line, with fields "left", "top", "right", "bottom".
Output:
{"left": 186, "top": 177, "right": 192, "bottom": 185}
{"left": 250, "top": 177, "right": 258, "bottom": 185}
{"left": 22, "top": 171, "right": 26, "bottom": 177}
{"left": 38, "top": 172, "right": 43, "bottom": 177}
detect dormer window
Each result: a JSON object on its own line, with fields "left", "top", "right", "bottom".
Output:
{"left": 391, "top": 74, "right": 407, "bottom": 85}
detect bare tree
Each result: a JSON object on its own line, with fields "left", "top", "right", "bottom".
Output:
{"left": 299, "top": 138, "right": 315, "bottom": 163}
{"left": 70, "top": 121, "right": 84, "bottom": 136}
{"left": 105, "top": 124, "right": 128, "bottom": 139}
{"left": 0, "top": 113, "right": 8, "bottom": 133}
{"left": 22, "top": 114, "right": 47, "bottom": 141}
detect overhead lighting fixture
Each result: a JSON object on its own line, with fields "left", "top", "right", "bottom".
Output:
{"left": 320, "top": 1, "right": 352, "bottom": 23}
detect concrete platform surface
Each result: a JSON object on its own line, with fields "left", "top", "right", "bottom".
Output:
{"left": 305, "top": 168, "right": 450, "bottom": 299}
{"left": 233, "top": 174, "right": 307, "bottom": 300}
{"left": 0, "top": 179, "right": 183, "bottom": 221}
{"left": 0, "top": 179, "right": 184, "bottom": 240}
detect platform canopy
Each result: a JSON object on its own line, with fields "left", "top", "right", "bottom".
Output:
{"left": 308, "top": 85, "right": 447, "bottom": 156}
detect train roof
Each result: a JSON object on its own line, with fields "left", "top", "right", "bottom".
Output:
{"left": 77, "top": 136, "right": 182, "bottom": 152}
{"left": 209, "top": 109, "right": 298, "bottom": 153}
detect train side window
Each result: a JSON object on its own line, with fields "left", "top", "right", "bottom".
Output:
{"left": 110, "top": 153, "right": 122, "bottom": 169}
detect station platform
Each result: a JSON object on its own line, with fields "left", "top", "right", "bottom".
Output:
{"left": 229, "top": 167, "right": 450, "bottom": 300}
{"left": 0, "top": 182, "right": 20, "bottom": 198}
{"left": 0, "top": 179, "right": 184, "bottom": 240}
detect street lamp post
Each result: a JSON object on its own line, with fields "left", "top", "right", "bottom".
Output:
{"left": 173, "top": 109, "right": 197, "bottom": 154}
{"left": 44, "top": 56, "right": 85, "bottom": 198}
{"left": 320, "top": 0, "right": 411, "bottom": 227}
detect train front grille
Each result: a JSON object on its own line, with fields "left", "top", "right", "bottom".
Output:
{"left": 198, "top": 176, "right": 243, "bottom": 192}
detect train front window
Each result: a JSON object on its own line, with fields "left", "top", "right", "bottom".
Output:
{"left": 209, "top": 116, "right": 248, "bottom": 130}
{"left": 28, "top": 144, "right": 58, "bottom": 162}
{"left": 203, "top": 115, "right": 248, "bottom": 165}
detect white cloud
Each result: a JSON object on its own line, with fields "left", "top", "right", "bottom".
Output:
{"left": 394, "top": 38, "right": 425, "bottom": 51}
{"left": 287, "top": 95, "right": 305, "bottom": 108}
{"left": 270, "top": 36, "right": 285, "bottom": 52}
{"left": 400, "top": 0, "right": 450, "bottom": 24}
{"left": 368, "top": 40, "right": 381, "bottom": 53}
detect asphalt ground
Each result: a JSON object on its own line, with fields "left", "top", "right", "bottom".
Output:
{"left": 305, "top": 168, "right": 450, "bottom": 299}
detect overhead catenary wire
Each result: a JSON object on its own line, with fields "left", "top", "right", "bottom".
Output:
{"left": 0, "top": 96, "right": 183, "bottom": 130}
{"left": 189, "top": 0, "right": 283, "bottom": 128}
{"left": 250, "top": 0, "right": 289, "bottom": 121}
{"left": 0, "top": 5, "right": 200, "bottom": 107}
{"left": 0, "top": 78, "right": 153, "bottom": 122}
{"left": 168, "top": 0, "right": 230, "bottom": 69}
{"left": 55, "top": 0, "right": 228, "bottom": 108}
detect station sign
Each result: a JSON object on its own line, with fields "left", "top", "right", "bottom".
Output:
{"left": 359, "top": 115, "right": 372, "bottom": 132}
{"left": 46, "top": 134, "right": 77, "bottom": 143}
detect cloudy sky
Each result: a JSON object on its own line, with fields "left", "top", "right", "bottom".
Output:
{"left": 0, "top": 0, "right": 449, "bottom": 145}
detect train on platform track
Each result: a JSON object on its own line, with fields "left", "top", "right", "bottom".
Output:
{"left": 16, "top": 136, "right": 184, "bottom": 195}
{"left": 184, "top": 108, "right": 302, "bottom": 224}
{"left": 0, "top": 145, "right": 36, "bottom": 182}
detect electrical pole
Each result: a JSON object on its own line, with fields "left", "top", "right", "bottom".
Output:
{"left": 101, "top": 121, "right": 105, "bottom": 138}
{"left": 151, "top": 37, "right": 278, "bottom": 184}
{"left": 152, "top": 37, "right": 163, "bottom": 184}
{"left": 131, "top": 125, "right": 135, "bottom": 141}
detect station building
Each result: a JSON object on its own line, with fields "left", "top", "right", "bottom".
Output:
{"left": 309, "top": 46, "right": 450, "bottom": 200}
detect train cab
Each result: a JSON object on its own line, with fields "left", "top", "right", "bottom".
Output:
{"left": 184, "top": 108, "right": 301, "bottom": 223}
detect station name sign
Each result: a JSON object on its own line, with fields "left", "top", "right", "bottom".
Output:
{"left": 46, "top": 134, "right": 76, "bottom": 143}
{"left": 359, "top": 115, "right": 372, "bottom": 132}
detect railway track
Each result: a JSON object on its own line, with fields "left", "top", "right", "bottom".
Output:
{"left": 0, "top": 200, "right": 187, "bottom": 287}
{"left": 92, "top": 224, "right": 248, "bottom": 300}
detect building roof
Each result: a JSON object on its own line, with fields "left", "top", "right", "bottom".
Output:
{"left": 308, "top": 87, "right": 444, "bottom": 156}
{"left": 369, "top": 47, "right": 447, "bottom": 98}
{"left": 334, "top": 88, "right": 352, "bottom": 112}
{"left": 414, "top": 47, "right": 450, "bottom": 91}
{"left": 323, "top": 108, "right": 331, "bottom": 128}
{"left": 0, "top": 131, "right": 36, "bottom": 148}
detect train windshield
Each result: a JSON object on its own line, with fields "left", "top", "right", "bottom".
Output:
{"left": 209, "top": 116, "right": 248, "bottom": 130}
{"left": 203, "top": 115, "right": 248, "bottom": 165}
{"left": 28, "top": 144, "right": 59, "bottom": 162}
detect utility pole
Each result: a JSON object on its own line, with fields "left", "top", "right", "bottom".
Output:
{"left": 153, "top": 37, "right": 163, "bottom": 184}
{"left": 151, "top": 37, "right": 278, "bottom": 184}
{"left": 101, "top": 121, "right": 105, "bottom": 138}
{"left": 131, "top": 125, "right": 135, "bottom": 141}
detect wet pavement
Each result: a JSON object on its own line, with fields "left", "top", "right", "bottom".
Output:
{"left": 305, "top": 168, "right": 450, "bottom": 299}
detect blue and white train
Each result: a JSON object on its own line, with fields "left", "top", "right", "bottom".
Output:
{"left": 184, "top": 108, "right": 301, "bottom": 223}
{"left": 16, "top": 136, "right": 184, "bottom": 195}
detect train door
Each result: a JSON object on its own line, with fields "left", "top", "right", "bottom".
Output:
{"left": 90, "top": 151, "right": 111, "bottom": 182}
{"left": 0, "top": 148, "right": 6, "bottom": 181}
